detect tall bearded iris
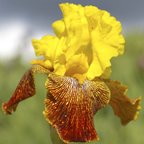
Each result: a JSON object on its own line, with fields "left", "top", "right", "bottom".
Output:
{"left": 2, "top": 3, "right": 141, "bottom": 143}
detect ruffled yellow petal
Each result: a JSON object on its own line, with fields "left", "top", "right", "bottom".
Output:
{"left": 86, "top": 10, "right": 125, "bottom": 80}
{"left": 105, "top": 80, "right": 141, "bottom": 125}
{"left": 32, "top": 36, "right": 59, "bottom": 58}
{"left": 32, "top": 36, "right": 59, "bottom": 69}
{"left": 32, "top": 3, "right": 125, "bottom": 82}
{"left": 59, "top": 3, "right": 90, "bottom": 59}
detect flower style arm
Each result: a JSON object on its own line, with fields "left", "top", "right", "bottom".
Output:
{"left": 105, "top": 80, "right": 141, "bottom": 125}
{"left": 2, "top": 65, "right": 50, "bottom": 115}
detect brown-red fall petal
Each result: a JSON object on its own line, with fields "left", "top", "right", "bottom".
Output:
{"left": 2, "top": 68, "right": 35, "bottom": 114}
{"left": 105, "top": 80, "right": 141, "bottom": 125}
{"left": 44, "top": 74, "right": 110, "bottom": 143}
{"left": 2, "top": 65, "right": 50, "bottom": 115}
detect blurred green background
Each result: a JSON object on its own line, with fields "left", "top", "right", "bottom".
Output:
{"left": 0, "top": 32, "right": 144, "bottom": 144}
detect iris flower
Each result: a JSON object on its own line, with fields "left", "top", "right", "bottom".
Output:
{"left": 2, "top": 3, "right": 141, "bottom": 143}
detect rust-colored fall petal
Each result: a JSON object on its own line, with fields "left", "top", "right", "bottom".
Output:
{"left": 44, "top": 74, "right": 110, "bottom": 143}
{"left": 2, "top": 65, "right": 50, "bottom": 115}
{"left": 105, "top": 80, "right": 141, "bottom": 125}
{"left": 2, "top": 68, "right": 35, "bottom": 114}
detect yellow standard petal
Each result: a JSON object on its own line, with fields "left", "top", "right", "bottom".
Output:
{"left": 32, "top": 3, "right": 125, "bottom": 82}
{"left": 32, "top": 35, "right": 59, "bottom": 70}
{"left": 86, "top": 9, "right": 125, "bottom": 80}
